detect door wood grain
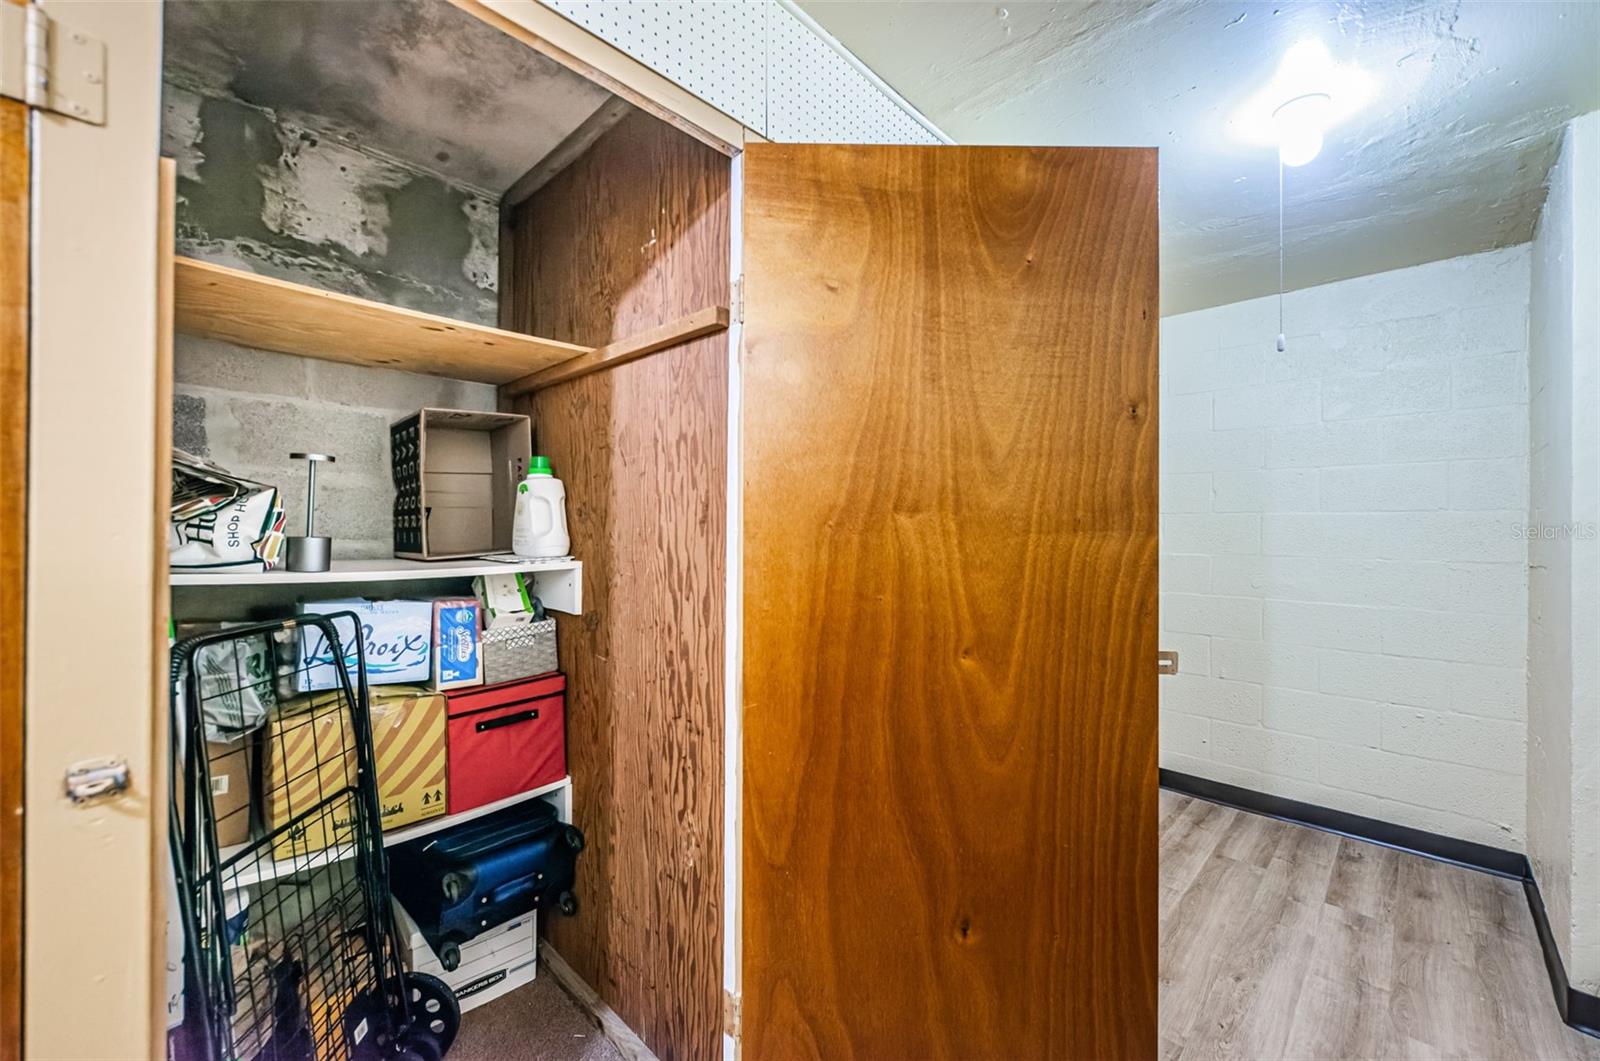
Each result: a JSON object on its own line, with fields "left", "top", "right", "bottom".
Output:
{"left": 740, "top": 144, "right": 1159, "bottom": 1060}
{"left": 0, "top": 88, "right": 27, "bottom": 1061}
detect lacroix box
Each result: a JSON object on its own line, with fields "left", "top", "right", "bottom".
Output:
{"left": 265, "top": 687, "right": 447, "bottom": 859}
{"left": 295, "top": 599, "right": 432, "bottom": 691}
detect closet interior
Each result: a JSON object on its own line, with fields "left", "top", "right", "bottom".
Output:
{"left": 161, "top": 1, "right": 731, "bottom": 1057}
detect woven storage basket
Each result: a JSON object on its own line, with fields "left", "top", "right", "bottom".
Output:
{"left": 481, "top": 619, "right": 558, "bottom": 685}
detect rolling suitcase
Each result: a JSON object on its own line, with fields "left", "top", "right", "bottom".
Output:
{"left": 388, "top": 798, "right": 583, "bottom": 971}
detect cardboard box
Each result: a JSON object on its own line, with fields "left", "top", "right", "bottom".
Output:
{"left": 264, "top": 687, "right": 447, "bottom": 859}
{"left": 391, "top": 408, "right": 531, "bottom": 560}
{"left": 296, "top": 599, "right": 433, "bottom": 691}
{"left": 369, "top": 688, "right": 448, "bottom": 831}
{"left": 393, "top": 899, "right": 537, "bottom": 1014}
{"left": 207, "top": 738, "right": 254, "bottom": 848}
{"left": 430, "top": 598, "right": 483, "bottom": 691}
{"left": 473, "top": 572, "right": 541, "bottom": 630}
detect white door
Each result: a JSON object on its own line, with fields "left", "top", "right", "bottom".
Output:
{"left": 22, "top": 1, "right": 167, "bottom": 1056}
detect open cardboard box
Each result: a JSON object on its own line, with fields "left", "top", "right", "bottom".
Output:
{"left": 392, "top": 408, "right": 530, "bottom": 560}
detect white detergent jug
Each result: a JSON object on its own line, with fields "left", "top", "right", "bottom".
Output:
{"left": 511, "top": 456, "right": 571, "bottom": 559}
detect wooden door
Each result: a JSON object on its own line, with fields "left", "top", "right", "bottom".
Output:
{"left": 0, "top": 17, "right": 27, "bottom": 1054}
{"left": 740, "top": 144, "right": 1159, "bottom": 1060}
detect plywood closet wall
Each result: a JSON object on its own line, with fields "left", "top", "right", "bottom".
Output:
{"left": 501, "top": 109, "right": 731, "bottom": 1061}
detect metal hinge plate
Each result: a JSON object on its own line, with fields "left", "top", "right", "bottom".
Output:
{"left": 723, "top": 989, "right": 741, "bottom": 1039}
{"left": 734, "top": 274, "right": 745, "bottom": 324}
{"left": 0, "top": 3, "right": 105, "bottom": 125}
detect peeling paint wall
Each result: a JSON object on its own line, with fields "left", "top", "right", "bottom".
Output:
{"left": 163, "top": 79, "right": 499, "bottom": 324}
{"left": 162, "top": 35, "right": 505, "bottom": 560}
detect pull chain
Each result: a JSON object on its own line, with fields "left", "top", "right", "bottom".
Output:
{"left": 1277, "top": 156, "right": 1286, "bottom": 352}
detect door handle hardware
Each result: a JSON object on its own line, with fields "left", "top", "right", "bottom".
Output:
{"left": 64, "top": 757, "right": 130, "bottom": 803}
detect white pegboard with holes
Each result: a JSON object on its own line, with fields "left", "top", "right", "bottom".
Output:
{"left": 539, "top": 0, "right": 946, "bottom": 144}
{"left": 542, "top": 0, "right": 768, "bottom": 131}
{"left": 765, "top": 4, "right": 941, "bottom": 144}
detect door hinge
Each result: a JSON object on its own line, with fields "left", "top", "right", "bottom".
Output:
{"left": 723, "top": 989, "right": 741, "bottom": 1039}
{"left": 0, "top": 3, "right": 106, "bottom": 125}
{"left": 734, "top": 274, "right": 745, "bottom": 324}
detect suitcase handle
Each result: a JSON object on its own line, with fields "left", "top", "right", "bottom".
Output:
{"left": 475, "top": 708, "right": 539, "bottom": 733}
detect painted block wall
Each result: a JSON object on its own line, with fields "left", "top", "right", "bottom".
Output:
{"left": 1159, "top": 245, "right": 1532, "bottom": 849}
{"left": 1527, "top": 111, "right": 1600, "bottom": 993}
{"left": 173, "top": 340, "right": 497, "bottom": 559}
{"left": 161, "top": 72, "right": 500, "bottom": 560}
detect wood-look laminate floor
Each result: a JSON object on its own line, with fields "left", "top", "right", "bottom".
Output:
{"left": 1161, "top": 791, "right": 1600, "bottom": 1060}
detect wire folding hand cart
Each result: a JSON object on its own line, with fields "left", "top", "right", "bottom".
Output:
{"left": 170, "top": 614, "right": 460, "bottom": 1061}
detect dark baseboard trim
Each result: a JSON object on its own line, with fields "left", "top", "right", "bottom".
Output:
{"left": 1523, "top": 877, "right": 1600, "bottom": 1038}
{"left": 1160, "top": 768, "right": 1600, "bottom": 1041}
{"left": 1159, "top": 769, "right": 1527, "bottom": 878}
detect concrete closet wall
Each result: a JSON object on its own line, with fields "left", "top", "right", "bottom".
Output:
{"left": 160, "top": 73, "right": 499, "bottom": 559}
{"left": 1159, "top": 246, "right": 1533, "bottom": 848}
{"left": 1527, "top": 110, "right": 1600, "bottom": 994}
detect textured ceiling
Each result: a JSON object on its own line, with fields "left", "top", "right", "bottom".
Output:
{"left": 163, "top": 0, "right": 614, "bottom": 194}
{"left": 797, "top": 0, "right": 1600, "bottom": 313}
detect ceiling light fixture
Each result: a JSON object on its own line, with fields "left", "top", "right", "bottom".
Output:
{"left": 1231, "top": 39, "right": 1373, "bottom": 166}
{"left": 1272, "top": 92, "right": 1332, "bottom": 167}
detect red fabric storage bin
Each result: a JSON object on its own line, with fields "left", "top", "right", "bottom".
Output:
{"left": 444, "top": 672, "right": 566, "bottom": 814}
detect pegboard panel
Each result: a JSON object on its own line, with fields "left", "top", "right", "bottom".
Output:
{"left": 538, "top": 0, "right": 945, "bottom": 144}
{"left": 766, "top": 5, "right": 942, "bottom": 144}
{"left": 541, "top": 0, "right": 768, "bottom": 131}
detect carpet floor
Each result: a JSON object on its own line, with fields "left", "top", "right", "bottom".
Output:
{"left": 448, "top": 973, "right": 624, "bottom": 1061}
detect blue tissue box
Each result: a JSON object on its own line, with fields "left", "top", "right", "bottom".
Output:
{"left": 430, "top": 598, "right": 482, "bottom": 691}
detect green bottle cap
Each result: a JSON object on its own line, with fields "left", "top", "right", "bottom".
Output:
{"left": 528, "top": 455, "right": 553, "bottom": 477}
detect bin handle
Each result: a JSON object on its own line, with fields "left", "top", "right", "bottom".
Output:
{"left": 475, "top": 708, "right": 539, "bottom": 733}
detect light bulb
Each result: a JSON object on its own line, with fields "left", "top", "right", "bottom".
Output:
{"left": 1273, "top": 92, "right": 1332, "bottom": 167}
{"left": 1278, "top": 125, "right": 1324, "bottom": 166}
{"left": 1230, "top": 44, "right": 1371, "bottom": 154}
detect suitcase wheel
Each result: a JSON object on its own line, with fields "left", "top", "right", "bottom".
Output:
{"left": 441, "top": 870, "right": 472, "bottom": 904}
{"left": 559, "top": 890, "right": 579, "bottom": 917}
{"left": 438, "top": 941, "right": 461, "bottom": 973}
{"left": 564, "top": 825, "right": 585, "bottom": 852}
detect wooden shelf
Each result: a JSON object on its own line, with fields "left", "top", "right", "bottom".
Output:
{"left": 173, "top": 257, "right": 591, "bottom": 384}
{"left": 219, "top": 776, "right": 573, "bottom": 890}
{"left": 170, "top": 556, "right": 583, "bottom": 614}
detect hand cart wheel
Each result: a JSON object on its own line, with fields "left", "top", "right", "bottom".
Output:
{"left": 403, "top": 971, "right": 462, "bottom": 1056}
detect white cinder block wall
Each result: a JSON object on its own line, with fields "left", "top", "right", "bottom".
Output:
{"left": 1527, "top": 111, "right": 1600, "bottom": 993}
{"left": 1160, "top": 245, "right": 1532, "bottom": 849}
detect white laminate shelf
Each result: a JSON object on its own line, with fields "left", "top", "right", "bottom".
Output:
{"left": 217, "top": 776, "right": 573, "bottom": 891}
{"left": 170, "top": 557, "right": 583, "bottom": 614}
